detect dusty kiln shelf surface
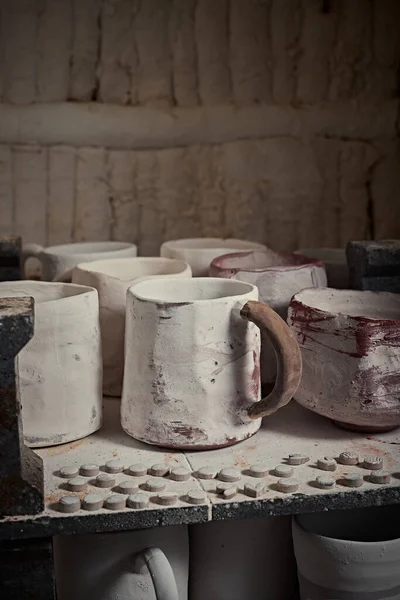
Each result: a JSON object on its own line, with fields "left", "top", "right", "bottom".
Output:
{"left": 1, "top": 398, "right": 400, "bottom": 539}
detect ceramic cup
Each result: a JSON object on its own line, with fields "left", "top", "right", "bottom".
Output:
{"left": 189, "top": 517, "right": 297, "bottom": 600}
{"left": 59, "top": 257, "right": 192, "bottom": 397}
{"left": 22, "top": 241, "right": 137, "bottom": 281}
{"left": 121, "top": 277, "right": 302, "bottom": 449}
{"left": 0, "top": 281, "right": 102, "bottom": 447}
{"left": 288, "top": 287, "right": 400, "bottom": 432}
{"left": 295, "top": 247, "right": 349, "bottom": 289}
{"left": 54, "top": 525, "right": 188, "bottom": 600}
{"left": 293, "top": 505, "right": 400, "bottom": 600}
{"left": 210, "top": 249, "right": 327, "bottom": 384}
{"left": 160, "top": 238, "right": 267, "bottom": 277}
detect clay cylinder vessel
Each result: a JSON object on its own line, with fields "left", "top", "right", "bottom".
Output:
{"left": 60, "top": 257, "right": 192, "bottom": 397}
{"left": 22, "top": 240, "right": 137, "bottom": 281}
{"left": 189, "top": 517, "right": 297, "bottom": 600}
{"left": 295, "top": 247, "right": 349, "bottom": 289}
{"left": 0, "top": 281, "right": 102, "bottom": 446}
{"left": 288, "top": 287, "right": 400, "bottom": 432}
{"left": 121, "top": 277, "right": 302, "bottom": 449}
{"left": 210, "top": 248, "right": 326, "bottom": 384}
{"left": 160, "top": 238, "right": 267, "bottom": 277}
{"left": 54, "top": 525, "right": 188, "bottom": 600}
{"left": 293, "top": 505, "right": 400, "bottom": 600}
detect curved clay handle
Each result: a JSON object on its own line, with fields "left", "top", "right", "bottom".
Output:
{"left": 240, "top": 300, "right": 302, "bottom": 420}
{"left": 21, "top": 243, "right": 44, "bottom": 276}
{"left": 132, "top": 547, "right": 179, "bottom": 600}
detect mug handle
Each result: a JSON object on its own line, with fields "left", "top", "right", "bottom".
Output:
{"left": 22, "top": 243, "right": 44, "bottom": 277}
{"left": 132, "top": 547, "right": 179, "bottom": 600}
{"left": 53, "top": 268, "right": 74, "bottom": 283}
{"left": 240, "top": 300, "right": 302, "bottom": 420}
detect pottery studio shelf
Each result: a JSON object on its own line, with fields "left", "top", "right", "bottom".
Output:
{"left": 1, "top": 397, "right": 400, "bottom": 539}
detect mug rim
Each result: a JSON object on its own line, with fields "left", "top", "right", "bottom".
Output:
{"left": 291, "top": 287, "right": 400, "bottom": 323}
{"left": 43, "top": 241, "right": 136, "bottom": 256}
{"left": 161, "top": 237, "right": 266, "bottom": 252}
{"left": 129, "top": 276, "right": 256, "bottom": 305}
{"left": 0, "top": 280, "right": 97, "bottom": 304}
{"left": 73, "top": 257, "right": 191, "bottom": 281}
{"left": 211, "top": 250, "right": 324, "bottom": 272}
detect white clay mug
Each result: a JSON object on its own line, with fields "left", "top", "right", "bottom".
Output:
{"left": 160, "top": 238, "right": 267, "bottom": 277}
{"left": 22, "top": 241, "right": 137, "bottom": 281}
{"left": 121, "top": 277, "right": 302, "bottom": 449}
{"left": 210, "top": 248, "right": 327, "bottom": 385}
{"left": 293, "top": 505, "right": 400, "bottom": 600}
{"left": 54, "top": 525, "right": 188, "bottom": 600}
{"left": 57, "top": 257, "right": 192, "bottom": 397}
{"left": 0, "top": 281, "right": 103, "bottom": 447}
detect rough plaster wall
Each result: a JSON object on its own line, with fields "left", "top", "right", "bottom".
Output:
{"left": 0, "top": 0, "right": 399, "bottom": 252}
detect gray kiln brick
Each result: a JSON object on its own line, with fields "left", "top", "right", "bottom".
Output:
{"left": 0, "top": 236, "right": 22, "bottom": 281}
{"left": 346, "top": 240, "right": 400, "bottom": 292}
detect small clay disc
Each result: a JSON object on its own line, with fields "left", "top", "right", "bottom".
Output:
{"left": 363, "top": 456, "right": 383, "bottom": 471}
{"left": 244, "top": 482, "right": 266, "bottom": 498}
{"left": 156, "top": 492, "right": 177, "bottom": 506}
{"left": 317, "top": 457, "right": 337, "bottom": 472}
{"left": 369, "top": 470, "right": 391, "bottom": 484}
{"left": 338, "top": 452, "right": 359, "bottom": 466}
{"left": 249, "top": 465, "right": 269, "bottom": 478}
{"left": 58, "top": 496, "right": 80, "bottom": 513}
{"left": 148, "top": 464, "right": 170, "bottom": 477}
{"left": 170, "top": 467, "right": 191, "bottom": 481}
{"left": 96, "top": 473, "right": 116, "bottom": 488}
{"left": 145, "top": 478, "right": 166, "bottom": 492}
{"left": 105, "top": 494, "right": 126, "bottom": 510}
{"left": 59, "top": 466, "right": 79, "bottom": 479}
{"left": 218, "top": 467, "right": 241, "bottom": 482}
{"left": 186, "top": 490, "right": 207, "bottom": 505}
{"left": 274, "top": 465, "right": 294, "bottom": 478}
{"left": 67, "top": 476, "right": 87, "bottom": 492}
{"left": 127, "top": 493, "right": 149, "bottom": 509}
{"left": 118, "top": 480, "right": 139, "bottom": 495}
{"left": 222, "top": 486, "right": 237, "bottom": 499}
{"left": 128, "top": 464, "right": 147, "bottom": 477}
{"left": 343, "top": 472, "right": 363, "bottom": 488}
{"left": 315, "top": 475, "right": 335, "bottom": 489}
{"left": 82, "top": 494, "right": 103, "bottom": 511}
{"left": 197, "top": 466, "right": 217, "bottom": 480}
{"left": 287, "top": 454, "right": 309, "bottom": 465}
{"left": 80, "top": 464, "right": 99, "bottom": 477}
{"left": 276, "top": 477, "right": 298, "bottom": 493}
{"left": 105, "top": 459, "right": 124, "bottom": 474}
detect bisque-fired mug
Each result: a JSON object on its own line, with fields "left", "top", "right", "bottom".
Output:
{"left": 121, "top": 277, "right": 302, "bottom": 449}
{"left": 59, "top": 257, "right": 192, "bottom": 396}
{"left": 288, "top": 287, "right": 400, "bottom": 432}
{"left": 210, "top": 248, "right": 326, "bottom": 384}
{"left": 160, "top": 238, "right": 267, "bottom": 277}
{"left": 22, "top": 241, "right": 137, "bottom": 281}
{"left": 295, "top": 247, "right": 349, "bottom": 289}
{"left": 0, "top": 281, "right": 102, "bottom": 446}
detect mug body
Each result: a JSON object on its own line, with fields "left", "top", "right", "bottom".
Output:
{"left": 211, "top": 249, "right": 326, "bottom": 383}
{"left": 54, "top": 525, "right": 188, "bottom": 600}
{"left": 160, "top": 238, "right": 267, "bottom": 277}
{"left": 288, "top": 288, "right": 400, "bottom": 432}
{"left": 293, "top": 506, "right": 400, "bottom": 600}
{"left": 40, "top": 241, "right": 137, "bottom": 280}
{"left": 121, "top": 277, "right": 261, "bottom": 449}
{"left": 0, "top": 281, "right": 103, "bottom": 446}
{"left": 295, "top": 247, "right": 349, "bottom": 289}
{"left": 71, "top": 257, "right": 192, "bottom": 396}
{"left": 189, "top": 517, "right": 297, "bottom": 600}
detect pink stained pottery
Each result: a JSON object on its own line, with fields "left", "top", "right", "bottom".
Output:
{"left": 210, "top": 249, "right": 327, "bottom": 384}
{"left": 288, "top": 288, "right": 400, "bottom": 433}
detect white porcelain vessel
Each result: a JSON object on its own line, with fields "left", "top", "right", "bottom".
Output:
{"left": 121, "top": 277, "right": 302, "bottom": 449}
{"left": 22, "top": 241, "right": 137, "bottom": 281}
{"left": 189, "top": 517, "right": 297, "bottom": 600}
{"left": 295, "top": 247, "right": 349, "bottom": 289}
{"left": 210, "top": 248, "right": 326, "bottom": 384}
{"left": 293, "top": 505, "right": 400, "bottom": 599}
{"left": 160, "top": 238, "right": 267, "bottom": 277}
{"left": 61, "top": 257, "right": 192, "bottom": 396}
{"left": 54, "top": 525, "right": 188, "bottom": 600}
{"left": 0, "top": 281, "right": 102, "bottom": 447}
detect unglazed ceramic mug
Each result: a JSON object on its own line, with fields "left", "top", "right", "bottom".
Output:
{"left": 59, "top": 257, "right": 192, "bottom": 396}
{"left": 0, "top": 281, "right": 102, "bottom": 446}
{"left": 54, "top": 525, "right": 188, "bottom": 600}
{"left": 295, "top": 247, "right": 349, "bottom": 289}
{"left": 288, "top": 287, "right": 400, "bottom": 432}
{"left": 160, "top": 238, "right": 267, "bottom": 277}
{"left": 121, "top": 277, "right": 302, "bottom": 449}
{"left": 22, "top": 241, "right": 137, "bottom": 281}
{"left": 293, "top": 505, "right": 400, "bottom": 600}
{"left": 210, "top": 249, "right": 327, "bottom": 384}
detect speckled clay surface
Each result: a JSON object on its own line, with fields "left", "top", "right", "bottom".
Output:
{"left": 288, "top": 288, "right": 400, "bottom": 432}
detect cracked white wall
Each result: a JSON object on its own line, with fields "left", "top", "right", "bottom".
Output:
{"left": 0, "top": 0, "right": 399, "bottom": 253}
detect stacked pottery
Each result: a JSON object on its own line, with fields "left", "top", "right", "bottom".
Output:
{"left": 288, "top": 287, "right": 400, "bottom": 432}
{"left": 0, "top": 281, "right": 102, "bottom": 446}
{"left": 295, "top": 247, "right": 349, "bottom": 289}
{"left": 54, "top": 525, "right": 189, "bottom": 600}
{"left": 121, "top": 277, "right": 302, "bottom": 449}
{"left": 58, "top": 257, "right": 192, "bottom": 396}
{"left": 210, "top": 248, "right": 326, "bottom": 385}
{"left": 293, "top": 505, "right": 400, "bottom": 599}
{"left": 22, "top": 241, "right": 137, "bottom": 280}
{"left": 160, "top": 238, "right": 267, "bottom": 276}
